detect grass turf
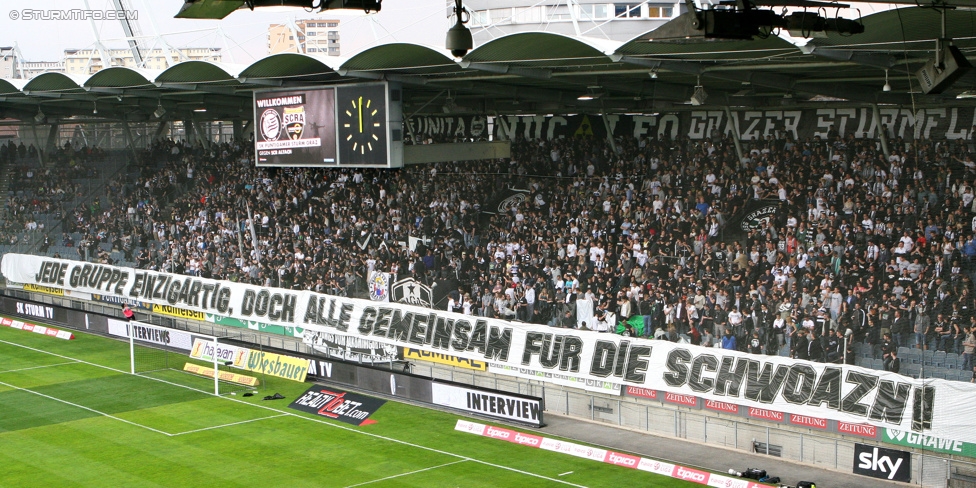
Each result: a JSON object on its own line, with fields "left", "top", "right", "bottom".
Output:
{"left": 0, "top": 321, "right": 699, "bottom": 488}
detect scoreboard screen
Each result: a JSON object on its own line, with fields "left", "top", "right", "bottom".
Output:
{"left": 253, "top": 82, "right": 401, "bottom": 168}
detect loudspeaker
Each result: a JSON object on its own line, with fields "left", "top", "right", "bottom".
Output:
{"left": 690, "top": 85, "right": 708, "bottom": 106}
{"left": 916, "top": 44, "right": 972, "bottom": 94}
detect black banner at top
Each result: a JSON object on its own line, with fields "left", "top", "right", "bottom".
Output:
{"left": 412, "top": 107, "right": 976, "bottom": 142}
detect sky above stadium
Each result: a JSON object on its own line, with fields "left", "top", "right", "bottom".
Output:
{"left": 4, "top": 0, "right": 447, "bottom": 63}
{"left": 4, "top": 0, "right": 898, "bottom": 66}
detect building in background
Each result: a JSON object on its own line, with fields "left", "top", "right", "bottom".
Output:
{"left": 459, "top": 0, "right": 683, "bottom": 43}
{"left": 63, "top": 47, "right": 221, "bottom": 75}
{"left": 268, "top": 20, "right": 341, "bottom": 56}
{"left": 18, "top": 60, "right": 66, "bottom": 78}
{"left": 0, "top": 47, "right": 15, "bottom": 78}
{"left": 0, "top": 46, "right": 64, "bottom": 78}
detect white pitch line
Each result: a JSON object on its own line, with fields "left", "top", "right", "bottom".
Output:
{"left": 170, "top": 414, "right": 288, "bottom": 436}
{"left": 559, "top": 471, "right": 574, "bottom": 476}
{"left": 0, "top": 338, "right": 589, "bottom": 488}
{"left": 341, "top": 460, "right": 468, "bottom": 488}
{"left": 0, "top": 378, "right": 174, "bottom": 437}
{"left": 0, "top": 361, "right": 78, "bottom": 374}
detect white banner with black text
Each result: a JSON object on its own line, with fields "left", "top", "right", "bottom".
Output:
{"left": 5, "top": 253, "right": 976, "bottom": 444}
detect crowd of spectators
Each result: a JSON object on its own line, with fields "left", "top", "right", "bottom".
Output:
{"left": 38, "top": 125, "right": 976, "bottom": 374}
{"left": 2, "top": 141, "right": 105, "bottom": 246}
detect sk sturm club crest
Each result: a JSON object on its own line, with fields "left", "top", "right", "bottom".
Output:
{"left": 392, "top": 278, "right": 432, "bottom": 307}
{"left": 283, "top": 105, "right": 306, "bottom": 139}
{"left": 368, "top": 272, "right": 390, "bottom": 302}
{"left": 259, "top": 109, "right": 282, "bottom": 141}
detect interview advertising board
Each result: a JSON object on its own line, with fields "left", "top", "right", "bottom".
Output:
{"left": 305, "top": 354, "right": 543, "bottom": 426}
{"left": 107, "top": 318, "right": 195, "bottom": 351}
{"left": 6, "top": 254, "right": 976, "bottom": 445}
{"left": 431, "top": 383, "right": 542, "bottom": 425}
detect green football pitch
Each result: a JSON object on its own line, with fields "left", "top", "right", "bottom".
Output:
{"left": 0, "top": 321, "right": 699, "bottom": 488}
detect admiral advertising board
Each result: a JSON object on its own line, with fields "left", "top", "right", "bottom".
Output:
{"left": 5, "top": 253, "right": 976, "bottom": 449}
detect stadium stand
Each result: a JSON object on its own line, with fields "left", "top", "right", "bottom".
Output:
{"left": 13, "top": 127, "right": 976, "bottom": 383}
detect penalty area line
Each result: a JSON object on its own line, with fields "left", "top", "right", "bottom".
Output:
{"left": 0, "top": 361, "right": 79, "bottom": 374}
{"left": 0, "top": 377, "right": 174, "bottom": 437}
{"left": 170, "top": 414, "right": 288, "bottom": 436}
{"left": 341, "top": 460, "right": 468, "bottom": 488}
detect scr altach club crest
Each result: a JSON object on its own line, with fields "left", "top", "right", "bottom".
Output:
{"left": 392, "top": 278, "right": 432, "bottom": 307}
{"left": 283, "top": 105, "right": 306, "bottom": 139}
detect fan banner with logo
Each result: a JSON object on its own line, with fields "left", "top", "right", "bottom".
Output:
{"left": 6, "top": 253, "right": 976, "bottom": 446}
{"left": 482, "top": 188, "right": 531, "bottom": 215}
{"left": 367, "top": 271, "right": 390, "bottom": 302}
{"left": 409, "top": 107, "right": 976, "bottom": 142}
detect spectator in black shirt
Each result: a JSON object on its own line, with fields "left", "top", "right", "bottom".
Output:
{"left": 808, "top": 328, "right": 825, "bottom": 362}
{"left": 826, "top": 329, "right": 842, "bottom": 363}
{"left": 747, "top": 331, "right": 763, "bottom": 355}
{"left": 880, "top": 333, "right": 896, "bottom": 362}
{"left": 884, "top": 349, "right": 901, "bottom": 374}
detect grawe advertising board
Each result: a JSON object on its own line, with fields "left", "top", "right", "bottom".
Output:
{"left": 204, "top": 313, "right": 296, "bottom": 337}
{"left": 883, "top": 428, "right": 976, "bottom": 458}
{"left": 6, "top": 254, "right": 976, "bottom": 448}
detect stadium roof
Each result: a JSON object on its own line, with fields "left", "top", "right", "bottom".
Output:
{"left": 2, "top": 6, "right": 976, "bottom": 124}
